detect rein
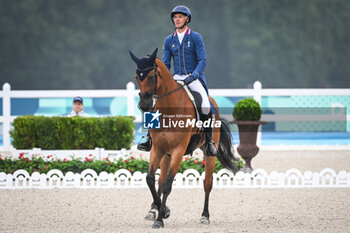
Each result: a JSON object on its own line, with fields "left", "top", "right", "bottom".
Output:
{"left": 155, "top": 83, "right": 185, "bottom": 99}
{"left": 139, "top": 65, "right": 185, "bottom": 103}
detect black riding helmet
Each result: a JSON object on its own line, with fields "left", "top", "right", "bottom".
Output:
{"left": 171, "top": 5, "right": 191, "bottom": 25}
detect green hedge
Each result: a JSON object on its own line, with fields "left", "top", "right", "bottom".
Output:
{"left": 10, "top": 116, "right": 134, "bottom": 150}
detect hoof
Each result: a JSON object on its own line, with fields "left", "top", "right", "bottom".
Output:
{"left": 200, "top": 216, "right": 210, "bottom": 225}
{"left": 164, "top": 206, "right": 171, "bottom": 219}
{"left": 152, "top": 220, "right": 164, "bottom": 229}
{"left": 144, "top": 210, "right": 156, "bottom": 221}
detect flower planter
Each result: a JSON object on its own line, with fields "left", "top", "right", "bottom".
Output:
{"left": 234, "top": 120, "right": 267, "bottom": 173}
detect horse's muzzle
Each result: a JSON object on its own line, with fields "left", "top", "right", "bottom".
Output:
{"left": 138, "top": 92, "right": 154, "bottom": 112}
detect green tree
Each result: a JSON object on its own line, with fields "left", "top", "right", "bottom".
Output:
{"left": 0, "top": 0, "right": 349, "bottom": 89}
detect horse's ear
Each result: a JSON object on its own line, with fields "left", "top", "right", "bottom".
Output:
{"left": 149, "top": 48, "right": 158, "bottom": 62}
{"left": 129, "top": 51, "right": 140, "bottom": 64}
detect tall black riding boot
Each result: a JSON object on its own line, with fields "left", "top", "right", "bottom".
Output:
{"left": 137, "top": 131, "right": 152, "bottom": 151}
{"left": 202, "top": 113, "right": 217, "bottom": 156}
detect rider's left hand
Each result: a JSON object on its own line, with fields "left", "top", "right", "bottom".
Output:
{"left": 183, "top": 75, "right": 194, "bottom": 85}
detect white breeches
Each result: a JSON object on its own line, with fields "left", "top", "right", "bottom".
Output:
{"left": 173, "top": 74, "right": 210, "bottom": 115}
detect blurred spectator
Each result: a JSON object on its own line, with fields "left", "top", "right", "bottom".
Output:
{"left": 67, "top": 96, "right": 89, "bottom": 117}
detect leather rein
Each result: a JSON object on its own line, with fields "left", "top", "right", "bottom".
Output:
{"left": 138, "top": 65, "right": 185, "bottom": 102}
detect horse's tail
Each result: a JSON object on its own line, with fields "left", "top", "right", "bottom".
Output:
{"left": 216, "top": 118, "right": 240, "bottom": 174}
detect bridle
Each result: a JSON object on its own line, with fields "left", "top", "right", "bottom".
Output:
{"left": 137, "top": 65, "right": 158, "bottom": 103}
{"left": 138, "top": 64, "right": 185, "bottom": 110}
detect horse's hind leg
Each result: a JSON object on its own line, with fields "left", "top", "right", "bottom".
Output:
{"left": 200, "top": 154, "right": 216, "bottom": 224}
{"left": 200, "top": 109, "right": 220, "bottom": 224}
{"left": 145, "top": 155, "right": 171, "bottom": 221}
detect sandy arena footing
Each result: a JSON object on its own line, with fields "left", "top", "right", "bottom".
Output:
{"left": 0, "top": 188, "right": 349, "bottom": 233}
{"left": 0, "top": 150, "right": 349, "bottom": 232}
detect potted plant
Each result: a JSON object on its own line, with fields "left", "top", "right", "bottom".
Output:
{"left": 232, "top": 98, "right": 266, "bottom": 173}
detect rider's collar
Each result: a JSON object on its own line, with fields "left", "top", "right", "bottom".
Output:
{"left": 174, "top": 27, "right": 190, "bottom": 37}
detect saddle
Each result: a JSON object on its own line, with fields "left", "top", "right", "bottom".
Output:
{"left": 176, "top": 81, "right": 217, "bottom": 123}
{"left": 176, "top": 81, "right": 217, "bottom": 155}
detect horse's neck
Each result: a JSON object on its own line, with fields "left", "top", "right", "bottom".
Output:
{"left": 156, "top": 66, "right": 186, "bottom": 109}
{"left": 158, "top": 76, "right": 183, "bottom": 108}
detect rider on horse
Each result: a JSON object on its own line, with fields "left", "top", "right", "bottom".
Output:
{"left": 138, "top": 5, "right": 217, "bottom": 156}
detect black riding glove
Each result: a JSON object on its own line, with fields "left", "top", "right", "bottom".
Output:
{"left": 183, "top": 75, "right": 195, "bottom": 85}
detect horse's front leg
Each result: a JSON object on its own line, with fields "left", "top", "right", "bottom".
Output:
{"left": 146, "top": 150, "right": 162, "bottom": 220}
{"left": 145, "top": 155, "right": 171, "bottom": 221}
{"left": 152, "top": 149, "right": 184, "bottom": 229}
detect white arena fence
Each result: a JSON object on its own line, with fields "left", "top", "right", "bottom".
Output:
{"left": 1, "top": 168, "right": 349, "bottom": 189}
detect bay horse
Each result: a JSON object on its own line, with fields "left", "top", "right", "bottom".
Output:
{"left": 129, "top": 48, "right": 238, "bottom": 229}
